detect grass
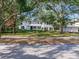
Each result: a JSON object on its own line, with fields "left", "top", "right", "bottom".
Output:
{"left": 1, "top": 31, "right": 79, "bottom": 37}
{"left": 1, "top": 31, "right": 79, "bottom": 44}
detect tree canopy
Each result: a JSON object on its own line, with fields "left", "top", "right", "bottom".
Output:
{"left": 0, "top": 0, "right": 79, "bottom": 33}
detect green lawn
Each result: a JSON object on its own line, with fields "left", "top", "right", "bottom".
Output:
{"left": 1, "top": 31, "right": 79, "bottom": 37}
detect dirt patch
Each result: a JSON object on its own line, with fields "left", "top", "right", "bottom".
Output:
{"left": 0, "top": 37, "right": 79, "bottom": 44}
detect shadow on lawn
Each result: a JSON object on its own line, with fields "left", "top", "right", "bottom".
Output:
{"left": 0, "top": 44, "right": 48, "bottom": 59}
{"left": 0, "top": 44, "right": 79, "bottom": 59}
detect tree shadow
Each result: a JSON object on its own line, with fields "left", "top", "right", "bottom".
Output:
{"left": 38, "top": 44, "right": 78, "bottom": 59}
{"left": 0, "top": 44, "right": 48, "bottom": 59}
{"left": 0, "top": 44, "right": 79, "bottom": 59}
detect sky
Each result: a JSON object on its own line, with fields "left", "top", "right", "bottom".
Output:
{"left": 21, "top": 2, "right": 79, "bottom": 21}
{"left": 67, "top": 14, "right": 79, "bottom": 20}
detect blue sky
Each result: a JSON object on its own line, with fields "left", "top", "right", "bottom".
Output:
{"left": 21, "top": 2, "right": 79, "bottom": 20}
{"left": 67, "top": 14, "right": 79, "bottom": 19}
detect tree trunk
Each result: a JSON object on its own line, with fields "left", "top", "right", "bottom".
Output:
{"left": 60, "top": 26, "right": 64, "bottom": 34}
{"left": 0, "top": 27, "right": 1, "bottom": 39}
{"left": 12, "top": 13, "right": 17, "bottom": 34}
{"left": 0, "top": 25, "right": 2, "bottom": 38}
{"left": 13, "top": 19, "right": 16, "bottom": 34}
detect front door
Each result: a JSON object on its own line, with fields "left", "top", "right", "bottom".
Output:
{"left": 78, "top": 28, "right": 79, "bottom": 32}
{"left": 30, "top": 26, "right": 33, "bottom": 30}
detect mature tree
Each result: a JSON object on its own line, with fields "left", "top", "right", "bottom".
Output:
{"left": 0, "top": 0, "right": 18, "bottom": 33}
{"left": 46, "top": 0, "right": 79, "bottom": 33}
{"left": 0, "top": 0, "right": 79, "bottom": 34}
{"left": 0, "top": 0, "right": 3, "bottom": 37}
{"left": 23, "top": 0, "right": 79, "bottom": 32}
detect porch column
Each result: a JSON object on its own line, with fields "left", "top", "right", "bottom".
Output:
{"left": 48, "top": 27, "right": 50, "bottom": 31}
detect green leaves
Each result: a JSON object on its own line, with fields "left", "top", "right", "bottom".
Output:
{"left": 16, "top": 0, "right": 26, "bottom": 12}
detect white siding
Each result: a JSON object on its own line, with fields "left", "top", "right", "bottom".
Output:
{"left": 63, "top": 21, "right": 79, "bottom": 32}
{"left": 18, "top": 21, "right": 53, "bottom": 31}
{"left": 63, "top": 27, "right": 78, "bottom": 32}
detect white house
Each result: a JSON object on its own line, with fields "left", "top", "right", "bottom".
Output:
{"left": 18, "top": 20, "right": 54, "bottom": 31}
{"left": 63, "top": 20, "right": 79, "bottom": 32}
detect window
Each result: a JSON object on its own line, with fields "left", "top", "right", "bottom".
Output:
{"left": 29, "top": 21, "right": 31, "bottom": 24}
{"left": 70, "top": 22, "right": 73, "bottom": 25}
{"left": 21, "top": 23, "right": 22, "bottom": 25}
{"left": 38, "top": 26, "right": 41, "bottom": 29}
{"left": 33, "top": 26, "right": 36, "bottom": 29}
{"left": 78, "top": 28, "right": 79, "bottom": 32}
{"left": 21, "top": 26, "right": 25, "bottom": 29}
